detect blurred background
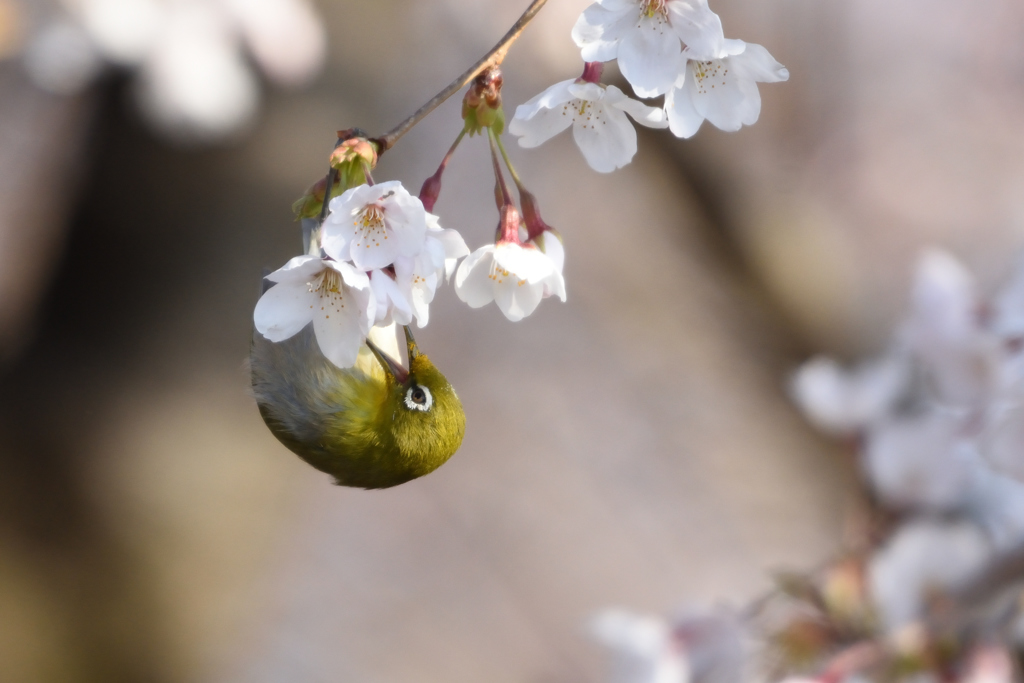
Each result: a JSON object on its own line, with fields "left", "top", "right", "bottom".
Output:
{"left": 0, "top": 0, "right": 1022, "bottom": 681}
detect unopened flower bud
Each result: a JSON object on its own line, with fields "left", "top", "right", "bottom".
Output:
{"left": 419, "top": 169, "right": 443, "bottom": 213}
{"left": 329, "top": 134, "right": 378, "bottom": 191}
{"left": 518, "top": 187, "right": 554, "bottom": 241}
{"left": 821, "top": 558, "right": 872, "bottom": 629}
{"left": 330, "top": 137, "right": 378, "bottom": 171}
{"left": 462, "top": 67, "right": 505, "bottom": 135}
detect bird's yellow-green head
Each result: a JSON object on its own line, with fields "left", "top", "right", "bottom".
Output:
{"left": 251, "top": 324, "right": 466, "bottom": 489}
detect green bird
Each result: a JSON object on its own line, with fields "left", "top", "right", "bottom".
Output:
{"left": 250, "top": 323, "right": 466, "bottom": 489}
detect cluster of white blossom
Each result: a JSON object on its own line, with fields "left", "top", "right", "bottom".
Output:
{"left": 251, "top": 0, "right": 791, "bottom": 365}
{"left": 792, "top": 249, "right": 1024, "bottom": 552}
{"left": 255, "top": 182, "right": 469, "bottom": 368}
{"left": 17, "top": 0, "right": 325, "bottom": 142}
{"left": 255, "top": 174, "right": 570, "bottom": 367}
{"left": 510, "top": 0, "right": 789, "bottom": 172}
{"left": 591, "top": 250, "right": 1024, "bottom": 683}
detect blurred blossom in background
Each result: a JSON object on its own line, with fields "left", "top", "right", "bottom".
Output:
{"left": 15, "top": 0, "right": 325, "bottom": 141}
{"left": 1, "top": 1, "right": 1024, "bottom": 682}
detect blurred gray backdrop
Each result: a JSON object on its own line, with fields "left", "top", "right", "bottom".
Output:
{"left": 1, "top": 0, "right": 1022, "bottom": 681}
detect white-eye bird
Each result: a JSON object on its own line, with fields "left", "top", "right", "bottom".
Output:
{"left": 251, "top": 322, "right": 466, "bottom": 489}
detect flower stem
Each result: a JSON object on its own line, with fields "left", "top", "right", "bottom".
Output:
{"left": 420, "top": 128, "right": 467, "bottom": 212}
{"left": 442, "top": 128, "right": 467, "bottom": 171}
{"left": 493, "top": 132, "right": 524, "bottom": 190}
{"left": 488, "top": 128, "right": 514, "bottom": 210}
{"left": 374, "top": 0, "right": 549, "bottom": 153}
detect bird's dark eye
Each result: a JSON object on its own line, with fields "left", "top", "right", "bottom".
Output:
{"left": 404, "top": 385, "right": 433, "bottom": 412}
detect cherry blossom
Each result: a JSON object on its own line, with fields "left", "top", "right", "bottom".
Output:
{"left": 454, "top": 237, "right": 565, "bottom": 322}
{"left": 867, "top": 519, "right": 992, "bottom": 630}
{"left": 392, "top": 219, "right": 469, "bottom": 327}
{"left": 509, "top": 79, "right": 667, "bottom": 173}
{"left": 322, "top": 180, "right": 429, "bottom": 271}
{"left": 665, "top": 40, "right": 789, "bottom": 138}
{"left": 793, "top": 249, "right": 1024, "bottom": 551}
{"left": 22, "top": 0, "right": 325, "bottom": 141}
{"left": 591, "top": 610, "right": 688, "bottom": 683}
{"left": 253, "top": 255, "right": 374, "bottom": 368}
{"left": 572, "top": 0, "right": 725, "bottom": 97}
{"left": 790, "top": 353, "right": 909, "bottom": 436}
{"left": 368, "top": 269, "right": 413, "bottom": 327}
{"left": 427, "top": 217, "right": 472, "bottom": 281}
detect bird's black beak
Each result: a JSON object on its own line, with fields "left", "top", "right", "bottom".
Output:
{"left": 404, "top": 326, "right": 421, "bottom": 361}
{"left": 365, "top": 337, "right": 409, "bottom": 384}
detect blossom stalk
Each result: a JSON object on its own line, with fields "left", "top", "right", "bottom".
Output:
{"left": 419, "top": 128, "right": 466, "bottom": 213}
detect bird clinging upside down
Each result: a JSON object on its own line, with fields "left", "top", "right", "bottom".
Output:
{"left": 251, "top": 322, "right": 466, "bottom": 489}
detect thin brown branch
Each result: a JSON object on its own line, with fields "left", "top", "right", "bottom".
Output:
{"left": 374, "top": 0, "right": 549, "bottom": 152}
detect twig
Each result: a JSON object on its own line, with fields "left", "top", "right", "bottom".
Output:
{"left": 374, "top": 0, "right": 549, "bottom": 152}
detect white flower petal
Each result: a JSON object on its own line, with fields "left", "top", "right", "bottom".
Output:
{"left": 540, "top": 269, "right": 567, "bottom": 302}
{"left": 455, "top": 247, "right": 499, "bottom": 309}
{"left": 253, "top": 279, "right": 315, "bottom": 342}
{"left": 567, "top": 80, "right": 605, "bottom": 102}
{"left": 991, "top": 254, "right": 1024, "bottom": 339}
{"left": 510, "top": 81, "right": 576, "bottom": 148}
{"left": 328, "top": 259, "right": 371, "bottom": 290}
{"left": 865, "top": 414, "right": 977, "bottom": 511}
{"left": 493, "top": 244, "right": 555, "bottom": 284}
{"left": 665, "top": 75, "right": 704, "bottom": 138}
{"left": 534, "top": 231, "right": 565, "bottom": 274}
{"left": 791, "top": 354, "right": 910, "bottom": 435}
{"left": 909, "top": 249, "right": 977, "bottom": 341}
{"left": 431, "top": 227, "right": 470, "bottom": 279}
{"left": 868, "top": 519, "right": 992, "bottom": 631}
{"left": 969, "top": 464, "right": 1024, "bottom": 551}
{"left": 689, "top": 59, "right": 756, "bottom": 132}
{"left": 222, "top": 0, "right": 326, "bottom": 86}
{"left": 573, "top": 102, "right": 637, "bottom": 172}
{"left": 594, "top": 0, "right": 637, "bottom": 12}
{"left": 134, "top": 9, "right": 259, "bottom": 142}
{"left": 511, "top": 79, "right": 576, "bottom": 122}
{"left": 312, "top": 302, "right": 367, "bottom": 368}
{"left": 530, "top": 233, "right": 567, "bottom": 302}
{"left": 383, "top": 185, "right": 429, "bottom": 256}
{"left": 618, "top": 14, "right": 682, "bottom": 97}
{"left": 983, "top": 403, "right": 1024, "bottom": 482}
{"left": 718, "top": 38, "right": 747, "bottom": 57}
{"left": 572, "top": 3, "right": 637, "bottom": 63}
{"left": 591, "top": 610, "right": 689, "bottom": 683}
{"left": 607, "top": 85, "right": 669, "bottom": 128}
{"left": 80, "top": 0, "right": 164, "bottom": 65}
{"left": 265, "top": 254, "right": 327, "bottom": 283}
{"left": 905, "top": 249, "right": 996, "bottom": 406}
{"left": 410, "top": 272, "right": 439, "bottom": 327}
{"left": 370, "top": 270, "right": 413, "bottom": 326}
{"left": 494, "top": 276, "right": 545, "bottom": 322}
{"left": 666, "top": 0, "right": 724, "bottom": 60}
{"left": 731, "top": 41, "right": 789, "bottom": 83}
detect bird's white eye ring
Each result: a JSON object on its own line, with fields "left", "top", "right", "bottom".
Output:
{"left": 405, "top": 385, "right": 432, "bottom": 412}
